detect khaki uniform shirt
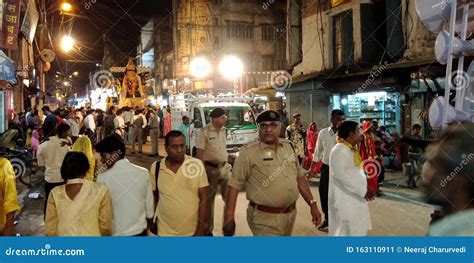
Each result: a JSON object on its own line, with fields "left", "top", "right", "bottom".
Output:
{"left": 229, "top": 139, "right": 303, "bottom": 208}
{"left": 196, "top": 124, "right": 228, "bottom": 163}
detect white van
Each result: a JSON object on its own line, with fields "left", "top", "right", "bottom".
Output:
{"left": 170, "top": 96, "right": 258, "bottom": 164}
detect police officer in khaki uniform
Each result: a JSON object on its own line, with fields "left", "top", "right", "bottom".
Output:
{"left": 223, "top": 110, "right": 322, "bottom": 236}
{"left": 196, "top": 107, "right": 229, "bottom": 235}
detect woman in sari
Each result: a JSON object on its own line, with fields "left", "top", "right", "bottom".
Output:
{"left": 304, "top": 122, "right": 322, "bottom": 174}
{"left": 72, "top": 136, "right": 96, "bottom": 181}
{"left": 163, "top": 108, "right": 172, "bottom": 136}
{"left": 359, "top": 121, "right": 380, "bottom": 193}
{"left": 45, "top": 152, "right": 112, "bottom": 236}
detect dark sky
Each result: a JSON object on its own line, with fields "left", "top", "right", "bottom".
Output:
{"left": 46, "top": 0, "right": 171, "bottom": 96}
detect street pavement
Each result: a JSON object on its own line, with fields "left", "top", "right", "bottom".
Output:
{"left": 15, "top": 138, "right": 432, "bottom": 236}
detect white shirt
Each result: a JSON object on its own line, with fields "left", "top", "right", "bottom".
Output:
{"left": 64, "top": 118, "right": 80, "bottom": 137}
{"left": 313, "top": 127, "right": 338, "bottom": 165}
{"left": 114, "top": 115, "right": 125, "bottom": 130}
{"left": 123, "top": 111, "right": 133, "bottom": 124}
{"left": 96, "top": 159, "right": 154, "bottom": 236}
{"left": 328, "top": 143, "right": 371, "bottom": 236}
{"left": 84, "top": 114, "right": 96, "bottom": 132}
{"left": 37, "top": 136, "right": 71, "bottom": 183}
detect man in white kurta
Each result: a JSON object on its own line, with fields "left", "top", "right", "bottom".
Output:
{"left": 328, "top": 121, "right": 375, "bottom": 236}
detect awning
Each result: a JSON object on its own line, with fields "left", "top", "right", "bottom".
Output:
{"left": 0, "top": 51, "right": 17, "bottom": 83}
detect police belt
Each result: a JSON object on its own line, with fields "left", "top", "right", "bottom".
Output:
{"left": 249, "top": 201, "right": 296, "bottom": 214}
{"left": 204, "top": 161, "right": 226, "bottom": 169}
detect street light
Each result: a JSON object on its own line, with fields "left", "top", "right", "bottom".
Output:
{"left": 219, "top": 55, "right": 244, "bottom": 80}
{"left": 61, "top": 35, "right": 75, "bottom": 53}
{"left": 61, "top": 2, "right": 72, "bottom": 12}
{"left": 73, "top": 71, "right": 79, "bottom": 77}
{"left": 189, "top": 57, "right": 212, "bottom": 79}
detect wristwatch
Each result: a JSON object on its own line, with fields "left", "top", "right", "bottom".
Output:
{"left": 310, "top": 199, "right": 317, "bottom": 205}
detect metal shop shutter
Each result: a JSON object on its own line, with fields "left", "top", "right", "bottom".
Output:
{"left": 311, "top": 90, "right": 330, "bottom": 129}
{"left": 288, "top": 90, "right": 311, "bottom": 127}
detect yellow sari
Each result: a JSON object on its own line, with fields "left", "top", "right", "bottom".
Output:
{"left": 72, "top": 137, "right": 96, "bottom": 181}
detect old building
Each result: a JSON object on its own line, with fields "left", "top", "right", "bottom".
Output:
{"left": 286, "top": 0, "right": 473, "bottom": 138}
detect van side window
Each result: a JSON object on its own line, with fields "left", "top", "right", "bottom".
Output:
{"left": 193, "top": 108, "right": 201, "bottom": 122}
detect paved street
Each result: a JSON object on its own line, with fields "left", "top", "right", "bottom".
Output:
{"left": 15, "top": 138, "right": 432, "bottom": 236}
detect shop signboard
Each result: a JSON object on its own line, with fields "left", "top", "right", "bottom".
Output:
{"left": 0, "top": 50, "right": 16, "bottom": 82}
{"left": 20, "top": 0, "right": 39, "bottom": 44}
{"left": 1, "top": 0, "right": 21, "bottom": 50}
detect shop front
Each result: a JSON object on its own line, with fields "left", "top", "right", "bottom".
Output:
{"left": 334, "top": 91, "right": 402, "bottom": 134}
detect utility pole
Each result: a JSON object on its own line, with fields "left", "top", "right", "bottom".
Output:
{"left": 38, "top": 0, "right": 47, "bottom": 110}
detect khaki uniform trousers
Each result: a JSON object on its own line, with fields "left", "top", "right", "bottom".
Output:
{"left": 247, "top": 205, "right": 297, "bottom": 236}
{"left": 204, "top": 164, "right": 228, "bottom": 235}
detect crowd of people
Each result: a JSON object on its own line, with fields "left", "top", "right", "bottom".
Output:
{"left": 0, "top": 104, "right": 472, "bottom": 237}
{"left": 7, "top": 104, "right": 173, "bottom": 158}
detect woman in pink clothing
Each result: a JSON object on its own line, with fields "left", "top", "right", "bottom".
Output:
{"left": 163, "top": 108, "right": 172, "bottom": 136}
{"left": 31, "top": 128, "right": 40, "bottom": 158}
{"left": 304, "top": 122, "right": 322, "bottom": 174}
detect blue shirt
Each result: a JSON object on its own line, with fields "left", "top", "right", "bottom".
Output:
{"left": 177, "top": 123, "right": 190, "bottom": 146}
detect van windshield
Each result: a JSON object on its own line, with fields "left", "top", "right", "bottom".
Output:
{"left": 203, "top": 106, "right": 257, "bottom": 130}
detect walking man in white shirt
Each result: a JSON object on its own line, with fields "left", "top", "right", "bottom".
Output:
{"left": 329, "top": 121, "right": 375, "bottom": 236}
{"left": 95, "top": 135, "right": 154, "bottom": 236}
{"left": 114, "top": 109, "right": 125, "bottom": 139}
{"left": 308, "top": 109, "right": 345, "bottom": 232}
{"left": 37, "top": 126, "right": 71, "bottom": 214}
{"left": 83, "top": 109, "right": 96, "bottom": 142}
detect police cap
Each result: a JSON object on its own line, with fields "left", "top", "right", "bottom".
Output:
{"left": 256, "top": 110, "right": 281, "bottom": 123}
{"left": 209, "top": 107, "right": 226, "bottom": 118}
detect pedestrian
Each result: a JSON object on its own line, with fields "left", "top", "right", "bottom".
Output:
{"left": 140, "top": 109, "right": 148, "bottom": 144}
{"left": 64, "top": 110, "right": 80, "bottom": 144}
{"left": 131, "top": 109, "right": 146, "bottom": 154}
{"left": 41, "top": 106, "right": 57, "bottom": 139}
{"left": 286, "top": 113, "right": 306, "bottom": 163}
{"left": 196, "top": 107, "right": 229, "bottom": 235}
{"left": 57, "top": 123, "right": 72, "bottom": 146}
{"left": 307, "top": 109, "right": 345, "bottom": 232}
{"left": 123, "top": 107, "right": 133, "bottom": 144}
{"left": 328, "top": 121, "right": 376, "bottom": 236}
{"left": 177, "top": 115, "right": 191, "bottom": 154}
{"left": 114, "top": 109, "right": 125, "bottom": 139}
{"left": 95, "top": 135, "right": 154, "bottom": 236}
{"left": 149, "top": 130, "right": 209, "bottom": 236}
{"left": 223, "top": 110, "right": 321, "bottom": 236}
{"left": 359, "top": 121, "right": 379, "bottom": 194}
{"left": 37, "top": 126, "right": 71, "bottom": 214}
{"left": 303, "top": 122, "right": 322, "bottom": 173}
{"left": 83, "top": 109, "right": 96, "bottom": 143}
{"left": 96, "top": 109, "right": 105, "bottom": 143}
{"left": 422, "top": 123, "right": 474, "bottom": 236}
{"left": 148, "top": 109, "right": 161, "bottom": 157}
{"left": 103, "top": 106, "right": 116, "bottom": 137}
{"left": 45, "top": 152, "right": 112, "bottom": 236}
{"left": 156, "top": 106, "right": 164, "bottom": 137}
{"left": 0, "top": 158, "right": 21, "bottom": 236}
{"left": 72, "top": 136, "right": 96, "bottom": 181}
{"left": 163, "top": 107, "right": 171, "bottom": 137}
{"left": 31, "top": 127, "right": 40, "bottom": 158}
{"left": 407, "top": 124, "right": 423, "bottom": 188}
